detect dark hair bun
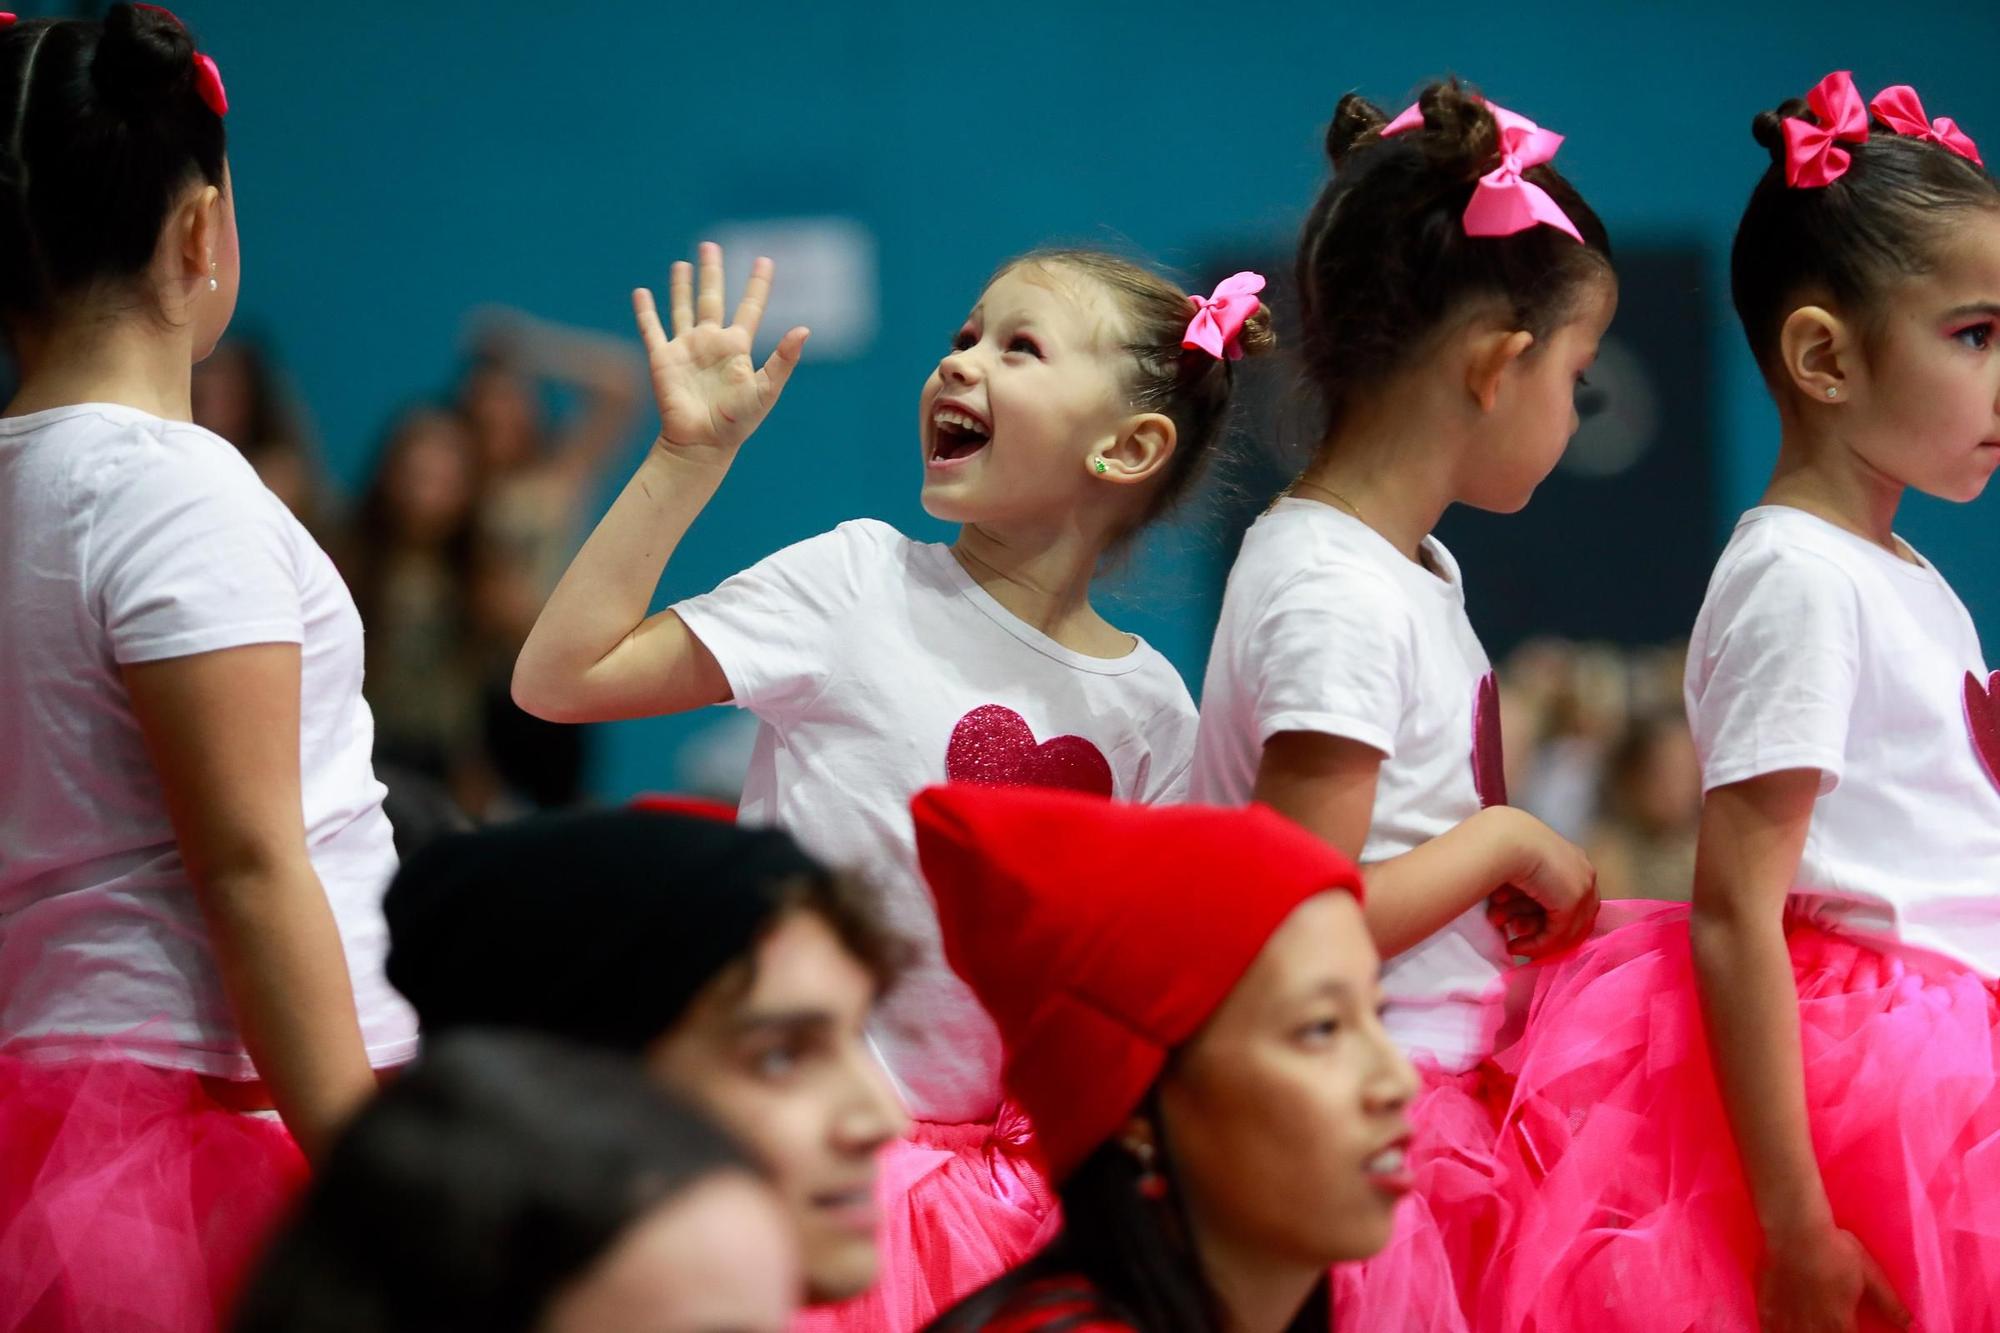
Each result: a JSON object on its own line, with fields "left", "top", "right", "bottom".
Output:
{"left": 1417, "top": 80, "right": 1501, "bottom": 183}
{"left": 1326, "top": 93, "right": 1389, "bottom": 168}
{"left": 1751, "top": 97, "right": 1811, "bottom": 169}
{"left": 1235, "top": 304, "right": 1278, "bottom": 358}
{"left": 91, "top": 4, "right": 196, "bottom": 117}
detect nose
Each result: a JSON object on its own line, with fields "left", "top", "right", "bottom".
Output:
{"left": 832, "top": 1048, "right": 911, "bottom": 1155}
{"left": 1362, "top": 1019, "right": 1421, "bottom": 1115}
{"left": 937, "top": 344, "right": 980, "bottom": 388}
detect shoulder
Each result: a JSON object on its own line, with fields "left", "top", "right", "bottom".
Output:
{"left": 977, "top": 1278, "right": 1138, "bottom": 1333}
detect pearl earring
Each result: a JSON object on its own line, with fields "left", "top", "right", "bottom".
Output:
{"left": 1825, "top": 386, "right": 1838, "bottom": 399}
{"left": 208, "top": 262, "right": 218, "bottom": 293}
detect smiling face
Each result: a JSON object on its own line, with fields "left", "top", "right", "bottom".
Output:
{"left": 1833, "top": 209, "right": 2000, "bottom": 503}
{"left": 916, "top": 263, "right": 1138, "bottom": 526}
{"left": 645, "top": 909, "right": 907, "bottom": 1304}
{"left": 1158, "top": 891, "right": 1419, "bottom": 1272}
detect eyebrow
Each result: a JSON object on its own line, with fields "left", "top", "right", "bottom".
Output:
{"left": 1942, "top": 302, "right": 2000, "bottom": 322}
{"left": 727, "top": 1008, "right": 837, "bottom": 1037}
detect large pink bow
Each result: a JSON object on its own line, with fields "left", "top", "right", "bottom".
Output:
{"left": 1782, "top": 70, "right": 1869, "bottom": 188}
{"left": 1182, "top": 271, "right": 1266, "bottom": 361}
{"left": 1380, "top": 98, "right": 1583, "bottom": 243}
{"left": 1870, "top": 84, "right": 1982, "bottom": 167}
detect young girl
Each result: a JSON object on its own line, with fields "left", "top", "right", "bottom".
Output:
{"left": 911, "top": 784, "right": 1417, "bottom": 1333}
{"left": 1492, "top": 71, "right": 2000, "bottom": 1331}
{"left": 512, "top": 243, "right": 1272, "bottom": 1328}
{"left": 0, "top": 8, "right": 416, "bottom": 1329}
{"left": 1188, "top": 81, "right": 1613, "bottom": 1330}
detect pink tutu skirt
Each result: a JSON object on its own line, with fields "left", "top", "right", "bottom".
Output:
{"left": 0, "top": 1047, "right": 308, "bottom": 1332}
{"left": 1332, "top": 1061, "right": 1516, "bottom": 1333}
{"left": 1485, "top": 903, "right": 2000, "bottom": 1332}
{"left": 793, "top": 1104, "right": 1059, "bottom": 1333}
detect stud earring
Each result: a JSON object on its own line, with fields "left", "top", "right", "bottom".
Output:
{"left": 208, "top": 261, "right": 218, "bottom": 293}
{"left": 1825, "top": 386, "right": 1838, "bottom": 399}
{"left": 1126, "top": 1139, "right": 1168, "bottom": 1201}
{"left": 1094, "top": 458, "right": 1109, "bottom": 475}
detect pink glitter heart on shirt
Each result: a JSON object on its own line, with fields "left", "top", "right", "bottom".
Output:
{"left": 1472, "top": 671, "right": 1508, "bottom": 809}
{"left": 1964, "top": 671, "right": 2000, "bottom": 796}
{"left": 944, "top": 704, "right": 1114, "bottom": 798}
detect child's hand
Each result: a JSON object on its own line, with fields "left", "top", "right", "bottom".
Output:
{"left": 631, "top": 241, "right": 810, "bottom": 462}
{"left": 1758, "top": 1224, "right": 1911, "bottom": 1332}
{"left": 1488, "top": 810, "right": 1599, "bottom": 959}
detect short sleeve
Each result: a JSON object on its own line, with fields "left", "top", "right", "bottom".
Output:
{"left": 90, "top": 441, "right": 305, "bottom": 665}
{"left": 672, "top": 519, "right": 894, "bottom": 722}
{"left": 1246, "top": 567, "right": 1413, "bottom": 758}
{"left": 1688, "top": 548, "right": 1860, "bottom": 793}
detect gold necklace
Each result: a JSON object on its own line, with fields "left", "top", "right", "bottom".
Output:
{"left": 1291, "top": 479, "right": 1365, "bottom": 521}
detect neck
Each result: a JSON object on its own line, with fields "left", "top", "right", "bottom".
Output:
{"left": 1295, "top": 393, "right": 1460, "bottom": 563}
{"left": 1762, "top": 403, "right": 1906, "bottom": 555}
{"left": 951, "top": 515, "right": 1122, "bottom": 650}
{"left": 1196, "top": 1229, "right": 1322, "bottom": 1333}
{"left": 8, "top": 304, "right": 196, "bottom": 422}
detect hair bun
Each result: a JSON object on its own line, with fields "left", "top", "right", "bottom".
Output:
{"left": 1326, "top": 93, "right": 1390, "bottom": 168}
{"left": 1417, "top": 80, "right": 1501, "bottom": 183}
{"left": 1234, "top": 304, "right": 1278, "bottom": 358}
{"left": 1751, "top": 98, "right": 1810, "bottom": 168}
{"left": 91, "top": 3, "right": 196, "bottom": 117}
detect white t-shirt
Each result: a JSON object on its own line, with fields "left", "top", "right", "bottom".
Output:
{"left": 0, "top": 403, "right": 418, "bottom": 1077}
{"left": 1192, "top": 499, "right": 1512, "bottom": 1071}
{"left": 675, "top": 519, "right": 1199, "bottom": 1123}
{"left": 1686, "top": 506, "right": 2000, "bottom": 976}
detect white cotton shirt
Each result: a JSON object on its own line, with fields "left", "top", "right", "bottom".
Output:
{"left": 674, "top": 518, "right": 1199, "bottom": 1123}
{"left": 1686, "top": 505, "right": 2000, "bottom": 977}
{"left": 1191, "top": 499, "right": 1512, "bottom": 1072}
{"left": 0, "top": 403, "right": 418, "bottom": 1077}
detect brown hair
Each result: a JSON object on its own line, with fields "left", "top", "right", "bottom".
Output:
{"left": 1295, "top": 80, "right": 1613, "bottom": 443}
{"left": 1732, "top": 86, "right": 1998, "bottom": 387}
{"left": 999, "top": 248, "right": 1277, "bottom": 535}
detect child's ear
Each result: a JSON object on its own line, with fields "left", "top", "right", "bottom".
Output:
{"left": 1091, "top": 413, "right": 1178, "bottom": 485}
{"left": 1465, "top": 329, "right": 1536, "bottom": 413}
{"left": 1778, "top": 305, "right": 1855, "bottom": 405}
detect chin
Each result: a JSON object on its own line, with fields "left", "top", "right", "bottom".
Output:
{"left": 803, "top": 1243, "right": 880, "bottom": 1306}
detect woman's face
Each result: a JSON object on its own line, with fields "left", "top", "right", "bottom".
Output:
{"left": 1159, "top": 891, "right": 1419, "bottom": 1273}
{"left": 537, "top": 1172, "right": 799, "bottom": 1333}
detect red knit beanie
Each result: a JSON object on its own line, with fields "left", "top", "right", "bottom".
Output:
{"left": 911, "top": 784, "right": 1365, "bottom": 1182}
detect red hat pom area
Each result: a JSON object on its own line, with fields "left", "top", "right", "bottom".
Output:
{"left": 912, "top": 784, "right": 1364, "bottom": 1183}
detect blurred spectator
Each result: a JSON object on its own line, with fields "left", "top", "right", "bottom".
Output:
{"left": 1586, "top": 709, "right": 1702, "bottom": 902}
{"left": 1512, "top": 640, "right": 1634, "bottom": 842}
{"left": 457, "top": 308, "right": 644, "bottom": 812}
{"left": 343, "top": 406, "right": 487, "bottom": 805}
{"left": 232, "top": 1032, "right": 799, "bottom": 1333}
{"left": 192, "top": 332, "right": 336, "bottom": 539}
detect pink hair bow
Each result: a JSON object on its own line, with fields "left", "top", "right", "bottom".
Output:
{"left": 1870, "top": 84, "right": 1981, "bottom": 167}
{"left": 1182, "top": 271, "right": 1265, "bottom": 361}
{"left": 1782, "top": 71, "right": 1868, "bottom": 188}
{"left": 1381, "top": 97, "right": 1583, "bottom": 243}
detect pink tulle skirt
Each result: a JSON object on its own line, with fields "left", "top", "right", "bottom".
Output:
{"left": 0, "top": 1047, "right": 308, "bottom": 1333}
{"left": 1485, "top": 903, "right": 2000, "bottom": 1332}
{"left": 1332, "top": 1061, "right": 1516, "bottom": 1333}
{"left": 793, "top": 1105, "right": 1059, "bottom": 1333}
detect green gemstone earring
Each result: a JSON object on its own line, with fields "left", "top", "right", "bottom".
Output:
{"left": 1094, "top": 458, "right": 1109, "bottom": 475}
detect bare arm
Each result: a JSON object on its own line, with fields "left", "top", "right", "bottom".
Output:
{"left": 124, "top": 644, "right": 374, "bottom": 1163}
{"left": 511, "top": 243, "right": 808, "bottom": 723}
{"left": 472, "top": 307, "right": 646, "bottom": 497}
{"left": 1256, "top": 731, "right": 1597, "bottom": 960}
{"left": 1691, "top": 771, "right": 1908, "bottom": 1332}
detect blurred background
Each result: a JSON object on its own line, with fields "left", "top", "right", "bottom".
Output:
{"left": 61, "top": 1, "right": 2000, "bottom": 897}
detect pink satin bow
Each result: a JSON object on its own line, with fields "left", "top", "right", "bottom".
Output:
{"left": 1182, "top": 271, "right": 1265, "bottom": 361}
{"left": 1870, "top": 84, "right": 1982, "bottom": 166}
{"left": 1381, "top": 97, "right": 1583, "bottom": 243}
{"left": 1782, "top": 70, "right": 1869, "bottom": 188}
